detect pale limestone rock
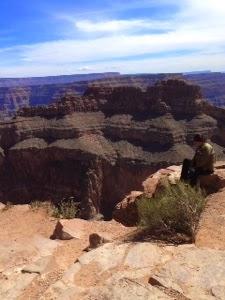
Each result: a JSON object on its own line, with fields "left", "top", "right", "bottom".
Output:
{"left": 82, "top": 277, "right": 171, "bottom": 300}
{"left": 153, "top": 245, "right": 225, "bottom": 300}
{"left": 21, "top": 255, "right": 55, "bottom": 275}
{"left": 0, "top": 272, "right": 37, "bottom": 300}
{"left": 78, "top": 243, "right": 130, "bottom": 272}
{"left": 42, "top": 240, "right": 225, "bottom": 300}
{"left": 0, "top": 235, "right": 58, "bottom": 299}
{"left": 124, "top": 243, "right": 171, "bottom": 269}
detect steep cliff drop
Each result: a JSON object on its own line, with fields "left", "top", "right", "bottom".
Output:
{"left": 0, "top": 79, "right": 225, "bottom": 219}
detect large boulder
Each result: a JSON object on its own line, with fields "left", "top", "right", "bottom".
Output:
{"left": 113, "top": 191, "right": 143, "bottom": 226}
{"left": 113, "top": 166, "right": 181, "bottom": 226}
{"left": 199, "top": 161, "right": 225, "bottom": 193}
{"left": 142, "top": 165, "right": 181, "bottom": 195}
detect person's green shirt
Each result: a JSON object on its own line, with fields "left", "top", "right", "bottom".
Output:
{"left": 193, "top": 142, "right": 215, "bottom": 172}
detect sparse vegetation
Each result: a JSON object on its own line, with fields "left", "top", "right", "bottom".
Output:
{"left": 52, "top": 199, "right": 79, "bottom": 219}
{"left": 30, "top": 198, "right": 79, "bottom": 219}
{"left": 30, "top": 200, "right": 54, "bottom": 215}
{"left": 137, "top": 181, "right": 206, "bottom": 241}
{"left": 30, "top": 200, "right": 46, "bottom": 210}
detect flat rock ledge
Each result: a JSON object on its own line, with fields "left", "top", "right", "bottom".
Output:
{"left": 41, "top": 242, "right": 225, "bottom": 300}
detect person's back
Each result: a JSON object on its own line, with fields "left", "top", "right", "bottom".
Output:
{"left": 193, "top": 142, "right": 215, "bottom": 173}
{"left": 180, "top": 134, "right": 215, "bottom": 185}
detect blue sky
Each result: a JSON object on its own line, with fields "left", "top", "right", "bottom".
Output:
{"left": 0, "top": 0, "right": 224, "bottom": 77}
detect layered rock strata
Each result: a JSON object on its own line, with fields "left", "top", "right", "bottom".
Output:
{"left": 0, "top": 80, "right": 225, "bottom": 219}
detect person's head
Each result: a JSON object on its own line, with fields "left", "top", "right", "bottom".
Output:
{"left": 193, "top": 134, "right": 206, "bottom": 148}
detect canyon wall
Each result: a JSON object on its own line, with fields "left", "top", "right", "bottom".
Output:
{"left": 1, "top": 72, "right": 225, "bottom": 121}
{"left": 0, "top": 73, "right": 120, "bottom": 120}
{"left": 0, "top": 79, "right": 225, "bottom": 219}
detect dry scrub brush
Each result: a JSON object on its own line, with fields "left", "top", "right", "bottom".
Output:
{"left": 52, "top": 199, "right": 79, "bottom": 219}
{"left": 138, "top": 181, "right": 206, "bottom": 241}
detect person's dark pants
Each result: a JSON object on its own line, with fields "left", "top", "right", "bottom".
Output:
{"left": 180, "top": 159, "right": 212, "bottom": 186}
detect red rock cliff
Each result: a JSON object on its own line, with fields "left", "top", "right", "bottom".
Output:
{"left": 0, "top": 80, "right": 225, "bottom": 219}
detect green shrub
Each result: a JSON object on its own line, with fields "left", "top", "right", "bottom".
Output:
{"left": 137, "top": 181, "right": 206, "bottom": 241}
{"left": 52, "top": 199, "right": 78, "bottom": 219}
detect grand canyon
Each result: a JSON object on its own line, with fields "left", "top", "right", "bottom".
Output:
{"left": 2, "top": 0, "right": 225, "bottom": 298}
{"left": 1, "top": 72, "right": 225, "bottom": 121}
{"left": 1, "top": 74, "right": 225, "bottom": 299}
{"left": 1, "top": 77, "right": 225, "bottom": 220}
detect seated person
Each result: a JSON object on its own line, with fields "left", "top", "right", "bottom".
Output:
{"left": 180, "top": 134, "right": 215, "bottom": 185}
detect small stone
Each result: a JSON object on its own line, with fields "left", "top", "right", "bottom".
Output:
{"left": 50, "top": 221, "right": 74, "bottom": 240}
{"left": 84, "top": 233, "right": 110, "bottom": 251}
{"left": 211, "top": 285, "right": 225, "bottom": 300}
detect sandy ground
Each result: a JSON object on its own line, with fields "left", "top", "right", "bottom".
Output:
{"left": 0, "top": 204, "right": 135, "bottom": 299}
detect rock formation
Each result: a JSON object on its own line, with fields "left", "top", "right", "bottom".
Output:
{"left": 0, "top": 73, "right": 120, "bottom": 119}
{"left": 113, "top": 162, "right": 225, "bottom": 226}
{"left": 185, "top": 72, "right": 225, "bottom": 107}
{"left": 0, "top": 79, "right": 225, "bottom": 219}
{"left": 2, "top": 72, "right": 225, "bottom": 120}
{"left": 0, "top": 73, "right": 120, "bottom": 88}
{"left": 89, "top": 72, "right": 225, "bottom": 108}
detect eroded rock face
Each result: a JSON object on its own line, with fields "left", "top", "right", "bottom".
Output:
{"left": 0, "top": 80, "right": 225, "bottom": 219}
{"left": 0, "top": 73, "right": 120, "bottom": 120}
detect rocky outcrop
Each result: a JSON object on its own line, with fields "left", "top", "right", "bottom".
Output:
{"left": 112, "top": 191, "right": 143, "bottom": 226}
{"left": 0, "top": 73, "right": 120, "bottom": 119}
{"left": 114, "top": 163, "right": 225, "bottom": 227}
{"left": 0, "top": 80, "right": 225, "bottom": 219}
{"left": 85, "top": 79, "right": 202, "bottom": 117}
{"left": 113, "top": 166, "right": 181, "bottom": 226}
{"left": 2, "top": 72, "right": 225, "bottom": 120}
{"left": 90, "top": 72, "right": 225, "bottom": 108}
{"left": 185, "top": 72, "right": 225, "bottom": 107}
{"left": 0, "top": 73, "right": 120, "bottom": 88}
{"left": 17, "top": 94, "right": 99, "bottom": 118}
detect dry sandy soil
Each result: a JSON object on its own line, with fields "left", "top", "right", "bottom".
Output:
{"left": 0, "top": 204, "right": 135, "bottom": 299}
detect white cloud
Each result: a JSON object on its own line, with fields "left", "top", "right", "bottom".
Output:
{"left": 0, "top": 0, "right": 225, "bottom": 76}
{"left": 16, "top": 27, "right": 225, "bottom": 65}
{"left": 75, "top": 19, "right": 171, "bottom": 33}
